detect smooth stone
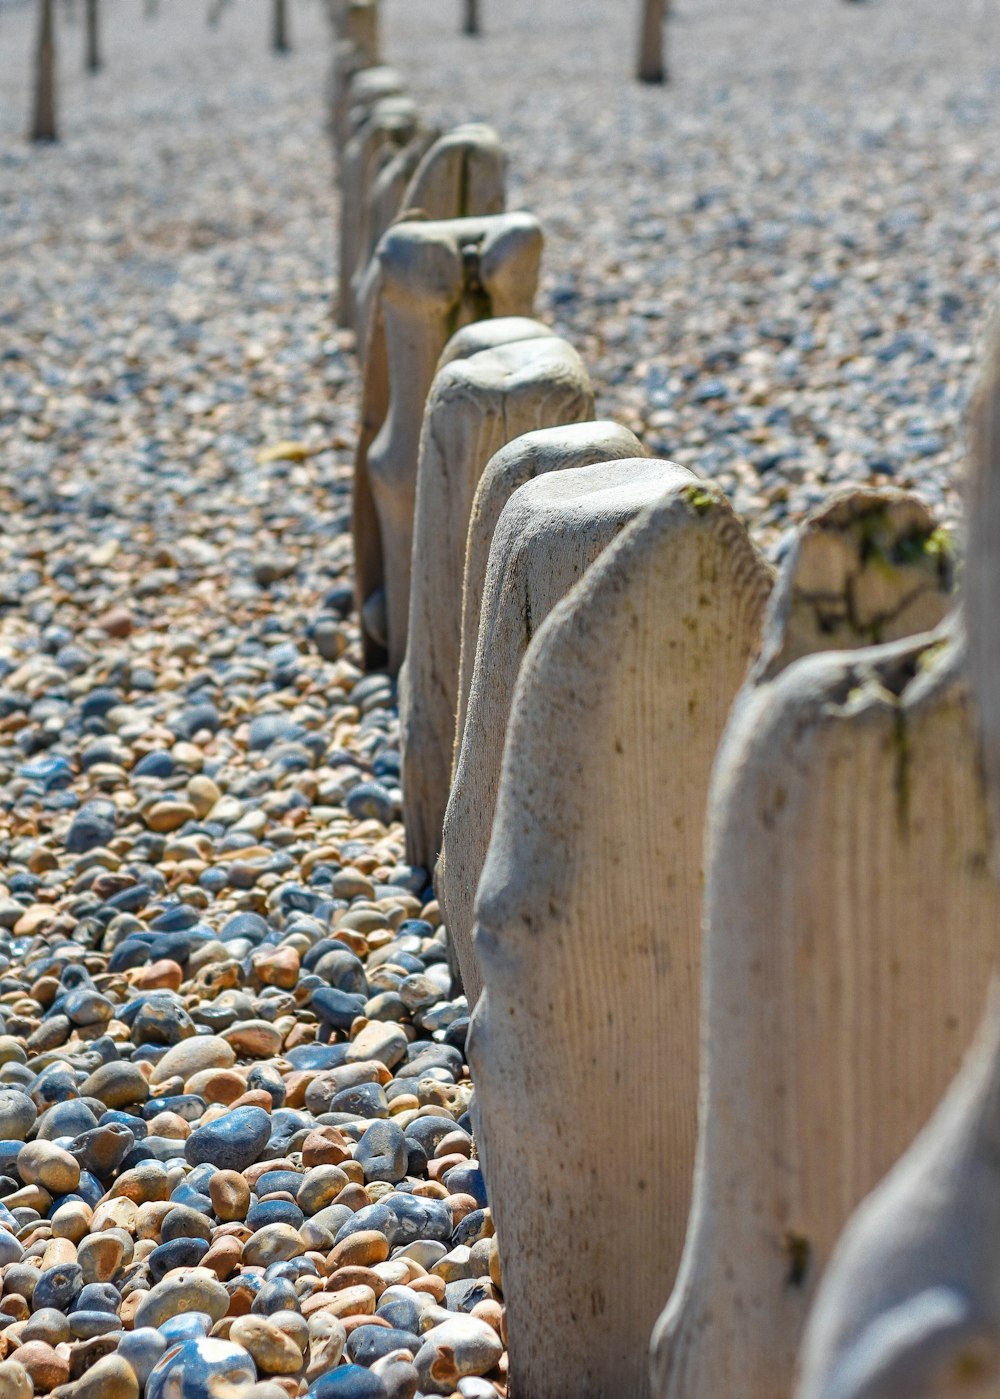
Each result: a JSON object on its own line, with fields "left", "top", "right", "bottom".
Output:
{"left": 0, "top": 1361, "right": 32, "bottom": 1399}
{"left": 68, "top": 1310, "right": 124, "bottom": 1340}
{"left": 133, "top": 1275, "right": 230, "bottom": 1329}
{"left": 149, "top": 1039, "right": 235, "bottom": 1086}
{"left": 117, "top": 1329, "right": 167, "bottom": 1387}
{"left": 308, "top": 1366, "right": 386, "bottom": 1399}
{"left": 346, "top": 1326, "right": 418, "bottom": 1367}
{"left": 228, "top": 1317, "right": 302, "bottom": 1376}
{"left": 159, "top": 1314, "right": 213, "bottom": 1343}
{"left": 33, "top": 1262, "right": 84, "bottom": 1312}
{"left": 209, "top": 1170, "right": 250, "bottom": 1222}
{"left": 346, "top": 1029, "right": 405, "bottom": 1068}
{"left": 355, "top": 1122, "right": 408, "bottom": 1185}
{"left": 80, "top": 1063, "right": 148, "bottom": 1109}
{"left": 414, "top": 1317, "right": 502, "bottom": 1393}
{"left": 50, "top": 1354, "right": 138, "bottom": 1399}
{"left": 146, "top": 1338, "right": 256, "bottom": 1399}
{"left": 20, "top": 1143, "right": 81, "bottom": 1197}
{"left": 0, "top": 1092, "right": 36, "bottom": 1141}
{"left": 242, "top": 1224, "right": 304, "bottom": 1268}
{"left": 184, "top": 1107, "right": 271, "bottom": 1171}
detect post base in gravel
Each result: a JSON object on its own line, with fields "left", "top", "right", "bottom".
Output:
{"left": 353, "top": 122, "right": 507, "bottom": 353}
{"left": 794, "top": 983, "right": 1000, "bottom": 1399}
{"left": 439, "top": 432, "right": 652, "bottom": 1001}
{"left": 399, "top": 325, "right": 594, "bottom": 874}
{"left": 651, "top": 492, "right": 998, "bottom": 1399}
{"left": 354, "top": 213, "right": 543, "bottom": 672}
{"left": 468, "top": 474, "right": 773, "bottom": 1399}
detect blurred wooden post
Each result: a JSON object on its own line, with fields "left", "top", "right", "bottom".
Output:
{"left": 637, "top": 0, "right": 667, "bottom": 83}
{"left": 31, "top": 0, "right": 57, "bottom": 144}
{"left": 463, "top": 0, "right": 481, "bottom": 35}
{"left": 273, "top": 0, "right": 290, "bottom": 52}
{"left": 85, "top": 0, "right": 99, "bottom": 72}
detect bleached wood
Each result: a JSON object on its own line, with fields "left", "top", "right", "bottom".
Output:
{"left": 793, "top": 952, "right": 1000, "bottom": 1399}
{"left": 399, "top": 332, "right": 594, "bottom": 872}
{"left": 468, "top": 474, "right": 773, "bottom": 1399}
{"left": 651, "top": 492, "right": 995, "bottom": 1399}
{"left": 967, "top": 307, "right": 1000, "bottom": 834}
{"left": 338, "top": 95, "right": 420, "bottom": 331}
{"left": 353, "top": 123, "right": 506, "bottom": 355}
{"left": 354, "top": 214, "right": 542, "bottom": 670}
{"left": 333, "top": 61, "right": 401, "bottom": 159}
{"left": 438, "top": 424, "right": 647, "bottom": 998}
{"left": 787, "top": 304, "right": 1000, "bottom": 1399}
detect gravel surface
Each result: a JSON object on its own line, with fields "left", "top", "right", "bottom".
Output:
{"left": 1, "top": 0, "right": 1000, "bottom": 1395}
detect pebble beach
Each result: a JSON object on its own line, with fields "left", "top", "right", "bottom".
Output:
{"left": 0, "top": 0, "right": 999, "bottom": 1395}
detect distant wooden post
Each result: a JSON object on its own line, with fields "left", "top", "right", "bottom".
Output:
{"left": 31, "top": 0, "right": 57, "bottom": 144}
{"left": 273, "top": 0, "right": 290, "bottom": 52}
{"left": 85, "top": 0, "right": 99, "bottom": 71}
{"left": 463, "top": 0, "right": 480, "bottom": 35}
{"left": 637, "top": 0, "right": 667, "bottom": 83}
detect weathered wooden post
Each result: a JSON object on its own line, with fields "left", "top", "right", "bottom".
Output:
{"left": 273, "top": 0, "right": 290, "bottom": 52}
{"left": 329, "top": 2, "right": 382, "bottom": 152}
{"left": 790, "top": 302, "right": 1000, "bottom": 1399}
{"left": 795, "top": 982, "right": 1000, "bottom": 1399}
{"left": 352, "top": 123, "right": 506, "bottom": 347}
{"left": 650, "top": 491, "right": 1000, "bottom": 1399}
{"left": 469, "top": 472, "right": 773, "bottom": 1399}
{"left": 399, "top": 326, "right": 595, "bottom": 873}
{"left": 31, "top": 0, "right": 57, "bottom": 144}
{"left": 438, "top": 427, "right": 656, "bottom": 998}
{"left": 637, "top": 0, "right": 667, "bottom": 83}
{"left": 338, "top": 94, "right": 421, "bottom": 330}
{"left": 462, "top": 0, "right": 481, "bottom": 35}
{"left": 84, "top": 0, "right": 99, "bottom": 71}
{"left": 353, "top": 212, "right": 543, "bottom": 672}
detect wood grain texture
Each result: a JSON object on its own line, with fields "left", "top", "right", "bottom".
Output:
{"left": 469, "top": 478, "right": 772, "bottom": 1399}
{"left": 353, "top": 215, "right": 542, "bottom": 670}
{"left": 793, "top": 915, "right": 1000, "bottom": 1399}
{"left": 439, "top": 445, "right": 660, "bottom": 1003}
{"left": 653, "top": 493, "right": 989, "bottom": 1399}
{"left": 399, "top": 332, "right": 594, "bottom": 872}
{"left": 788, "top": 306, "right": 1000, "bottom": 1399}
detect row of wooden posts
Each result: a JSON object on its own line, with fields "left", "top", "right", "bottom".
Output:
{"left": 332, "top": 3, "right": 1000, "bottom": 1398}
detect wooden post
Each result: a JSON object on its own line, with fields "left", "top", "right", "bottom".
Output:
{"left": 399, "top": 327, "right": 594, "bottom": 874}
{"left": 438, "top": 426, "right": 650, "bottom": 1000}
{"left": 637, "top": 0, "right": 667, "bottom": 84}
{"left": 85, "top": 0, "right": 99, "bottom": 72}
{"left": 31, "top": 0, "right": 57, "bottom": 144}
{"left": 462, "top": 0, "right": 481, "bottom": 35}
{"left": 273, "top": 0, "right": 290, "bottom": 52}
{"left": 353, "top": 122, "right": 506, "bottom": 356}
{"left": 650, "top": 493, "right": 995, "bottom": 1399}
{"left": 469, "top": 475, "right": 772, "bottom": 1399}
{"left": 353, "top": 212, "right": 542, "bottom": 672}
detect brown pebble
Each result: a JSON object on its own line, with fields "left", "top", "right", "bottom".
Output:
{"left": 201, "top": 1236, "right": 243, "bottom": 1281}
{"left": 12, "top": 1341, "right": 70, "bottom": 1392}
{"left": 327, "top": 1231, "right": 389, "bottom": 1271}
{"left": 209, "top": 1171, "right": 250, "bottom": 1223}
{"left": 325, "top": 1267, "right": 386, "bottom": 1300}
{"left": 301, "top": 1127, "right": 351, "bottom": 1168}
{"left": 132, "top": 961, "right": 183, "bottom": 992}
